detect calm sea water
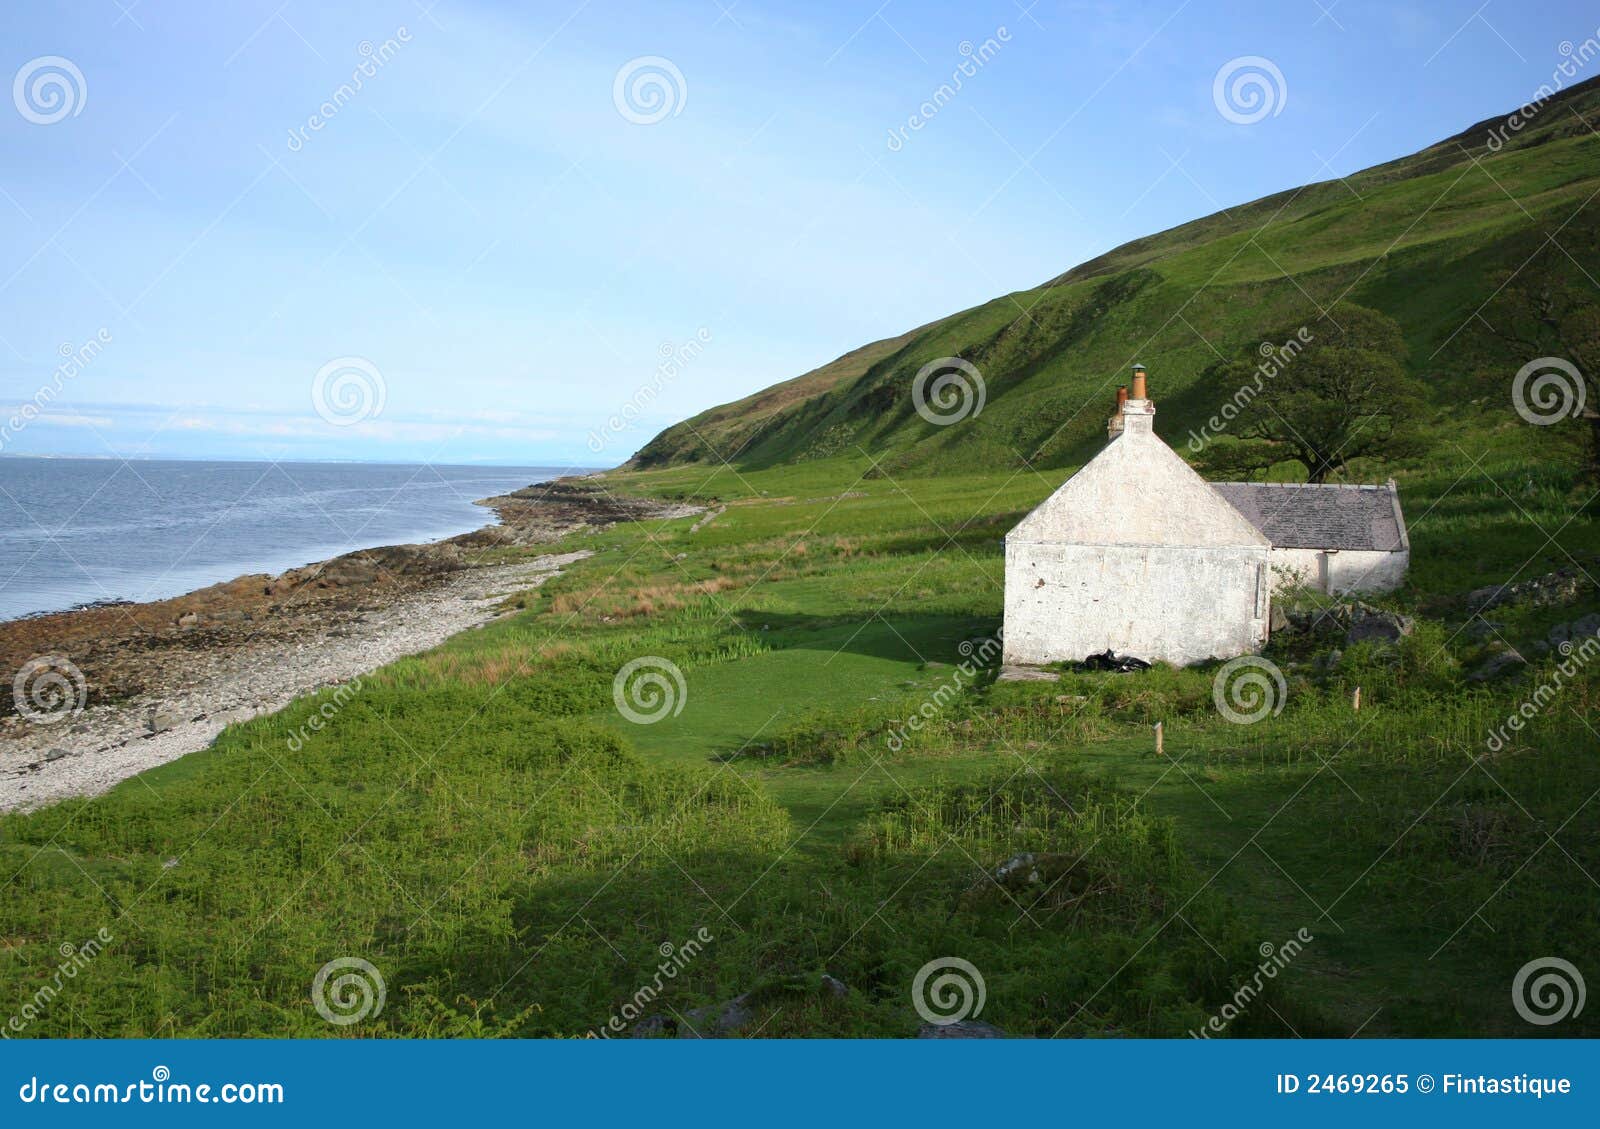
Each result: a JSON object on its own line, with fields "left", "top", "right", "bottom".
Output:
{"left": 0, "top": 458, "right": 569, "bottom": 621}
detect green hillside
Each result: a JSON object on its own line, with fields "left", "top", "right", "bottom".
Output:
{"left": 634, "top": 76, "right": 1600, "bottom": 477}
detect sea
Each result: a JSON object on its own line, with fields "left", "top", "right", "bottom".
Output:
{"left": 0, "top": 458, "right": 572, "bottom": 621}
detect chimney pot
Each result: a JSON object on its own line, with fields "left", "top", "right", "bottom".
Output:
{"left": 1130, "top": 364, "right": 1147, "bottom": 401}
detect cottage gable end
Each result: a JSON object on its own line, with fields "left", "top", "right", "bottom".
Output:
{"left": 1009, "top": 427, "right": 1269, "bottom": 550}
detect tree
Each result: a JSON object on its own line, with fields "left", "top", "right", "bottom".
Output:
{"left": 1205, "top": 303, "right": 1425, "bottom": 483}
{"left": 1191, "top": 438, "right": 1283, "bottom": 481}
{"left": 1474, "top": 265, "right": 1600, "bottom": 478}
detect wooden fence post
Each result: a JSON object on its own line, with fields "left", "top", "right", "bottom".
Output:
{"left": 1154, "top": 720, "right": 1164, "bottom": 757}
{"left": 1352, "top": 686, "right": 1362, "bottom": 712}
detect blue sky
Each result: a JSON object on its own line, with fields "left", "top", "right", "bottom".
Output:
{"left": 0, "top": 0, "right": 1594, "bottom": 466}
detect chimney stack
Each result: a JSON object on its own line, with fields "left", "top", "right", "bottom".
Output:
{"left": 1110, "top": 364, "right": 1156, "bottom": 438}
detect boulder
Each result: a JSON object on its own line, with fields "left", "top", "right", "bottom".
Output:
{"left": 1467, "top": 645, "right": 1528, "bottom": 683}
{"left": 820, "top": 974, "right": 849, "bottom": 1000}
{"left": 680, "top": 993, "right": 755, "bottom": 1038}
{"left": 145, "top": 709, "right": 179, "bottom": 735}
{"left": 1344, "top": 604, "right": 1414, "bottom": 645}
{"left": 997, "top": 665, "right": 1060, "bottom": 683}
{"left": 917, "top": 1019, "right": 1006, "bottom": 1039}
{"left": 1549, "top": 613, "right": 1600, "bottom": 650}
{"left": 993, "top": 852, "right": 1043, "bottom": 889}
{"left": 1467, "top": 568, "right": 1589, "bottom": 614}
{"left": 629, "top": 1015, "right": 672, "bottom": 1038}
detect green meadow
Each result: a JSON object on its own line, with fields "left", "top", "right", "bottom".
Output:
{"left": 2, "top": 421, "right": 1597, "bottom": 1038}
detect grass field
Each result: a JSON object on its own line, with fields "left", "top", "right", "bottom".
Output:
{"left": 3, "top": 414, "right": 1597, "bottom": 1038}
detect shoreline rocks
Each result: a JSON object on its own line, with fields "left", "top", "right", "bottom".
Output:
{"left": 0, "top": 476, "right": 701, "bottom": 812}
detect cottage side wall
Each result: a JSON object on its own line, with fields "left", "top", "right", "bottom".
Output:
{"left": 1326, "top": 548, "right": 1408, "bottom": 594}
{"left": 1003, "top": 541, "right": 1270, "bottom": 667}
{"left": 1266, "top": 547, "right": 1408, "bottom": 595}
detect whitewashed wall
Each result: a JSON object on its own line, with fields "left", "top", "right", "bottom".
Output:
{"left": 1267, "top": 547, "right": 1409, "bottom": 595}
{"left": 1003, "top": 406, "right": 1273, "bottom": 668}
{"left": 1004, "top": 542, "right": 1269, "bottom": 666}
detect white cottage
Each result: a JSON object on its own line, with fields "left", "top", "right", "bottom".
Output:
{"left": 1002, "top": 366, "right": 1409, "bottom": 668}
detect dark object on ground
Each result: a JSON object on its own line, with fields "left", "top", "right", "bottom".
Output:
{"left": 1081, "top": 650, "right": 1151, "bottom": 673}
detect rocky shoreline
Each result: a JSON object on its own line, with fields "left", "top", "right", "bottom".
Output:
{"left": 0, "top": 476, "right": 700, "bottom": 812}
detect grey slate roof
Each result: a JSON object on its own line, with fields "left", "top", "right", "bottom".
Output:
{"left": 1211, "top": 481, "right": 1407, "bottom": 552}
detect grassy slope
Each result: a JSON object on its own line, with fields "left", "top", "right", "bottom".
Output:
{"left": 4, "top": 87, "right": 1599, "bottom": 1039}
{"left": 633, "top": 76, "right": 1600, "bottom": 478}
